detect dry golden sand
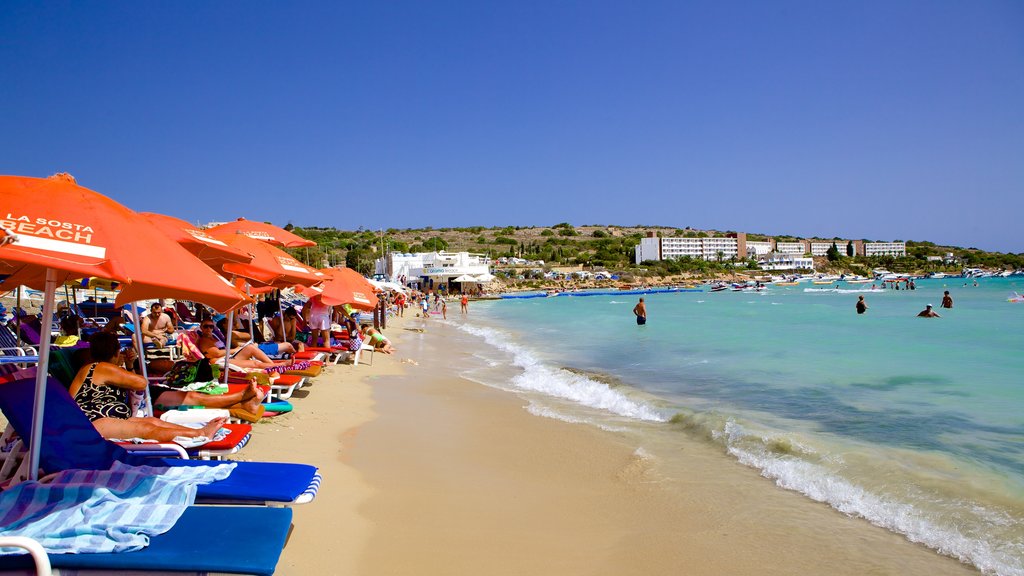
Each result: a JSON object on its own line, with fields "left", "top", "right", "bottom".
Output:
{"left": 231, "top": 313, "right": 979, "bottom": 575}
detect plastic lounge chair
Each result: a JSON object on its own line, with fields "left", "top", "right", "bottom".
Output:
{"left": 174, "top": 300, "right": 198, "bottom": 323}
{"left": 0, "top": 323, "right": 37, "bottom": 360}
{"left": 0, "top": 375, "right": 320, "bottom": 505}
{"left": 0, "top": 536, "right": 50, "bottom": 575}
{"left": 0, "top": 506, "right": 291, "bottom": 575}
{"left": 225, "top": 369, "right": 305, "bottom": 401}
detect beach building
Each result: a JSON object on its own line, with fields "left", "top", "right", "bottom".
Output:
{"left": 760, "top": 252, "right": 815, "bottom": 271}
{"left": 376, "top": 251, "right": 492, "bottom": 289}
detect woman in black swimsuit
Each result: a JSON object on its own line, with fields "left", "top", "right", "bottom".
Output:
{"left": 69, "top": 333, "right": 226, "bottom": 442}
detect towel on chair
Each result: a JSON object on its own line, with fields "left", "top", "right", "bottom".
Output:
{"left": 0, "top": 460, "right": 236, "bottom": 555}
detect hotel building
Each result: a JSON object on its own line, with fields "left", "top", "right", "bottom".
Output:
{"left": 636, "top": 233, "right": 905, "bottom": 264}
{"left": 636, "top": 233, "right": 744, "bottom": 263}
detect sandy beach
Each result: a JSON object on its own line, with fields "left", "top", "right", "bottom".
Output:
{"left": 239, "top": 311, "right": 980, "bottom": 576}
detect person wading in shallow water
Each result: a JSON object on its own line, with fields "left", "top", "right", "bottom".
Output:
{"left": 856, "top": 295, "right": 868, "bottom": 314}
{"left": 633, "top": 298, "right": 647, "bottom": 325}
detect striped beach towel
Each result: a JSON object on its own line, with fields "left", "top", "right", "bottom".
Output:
{"left": 0, "top": 461, "right": 236, "bottom": 555}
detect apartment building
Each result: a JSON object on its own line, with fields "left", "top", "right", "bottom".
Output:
{"left": 775, "top": 241, "right": 807, "bottom": 256}
{"left": 636, "top": 232, "right": 905, "bottom": 263}
{"left": 863, "top": 242, "right": 907, "bottom": 257}
{"left": 635, "top": 232, "right": 742, "bottom": 263}
{"left": 809, "top": 240, "right": 863, "bottom": 257}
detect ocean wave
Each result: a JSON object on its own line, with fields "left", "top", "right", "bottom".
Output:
{"left": 713, "top": 420, "right": 1024, "bottom": 576}
{"left": 526, "top": 402, "right": 629, "bottom": 432}
{"left": 804, "top": 287, "right": 887, "bottom": 294}
{"left": 459, "top": 323, "right": 667, "bottom": 422}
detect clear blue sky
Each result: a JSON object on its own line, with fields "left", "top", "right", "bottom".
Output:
{"left": 2, "top": 1, "right": 1022, "bottom": 252}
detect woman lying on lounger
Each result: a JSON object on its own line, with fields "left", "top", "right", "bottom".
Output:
{"left": 69, "top": 333, "right": 227, "bottom": 442}
{"left": 196, "top": 320, "right": 279, "bottom": 369}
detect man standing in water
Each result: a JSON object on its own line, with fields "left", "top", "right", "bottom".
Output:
{"left": 917, "top": 304, "right": 941, "bottom": 318}
{"left": 633, "top": 297, "right": 647, "bottom": 325}
{"left": 856, "top": 295, "right": 868, "bottom": 314}
{"left": 941, "top": 291, "right": 954, "bottom": 309}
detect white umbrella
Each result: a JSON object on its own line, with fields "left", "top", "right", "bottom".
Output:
{"left": 474, "top": 273, "right": 496, "bottom": 282}
{"left": 453, "top": 274, "right": 478, "bottom": 282}
{"left": 369, "top": 279, "right": 408, "bottom": 293}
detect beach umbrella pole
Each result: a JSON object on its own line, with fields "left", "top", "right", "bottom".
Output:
{"left": 15, "top": 287, "right": 22, "bottom": 348}
{"left": 221, "top": 308, "right": 234, "bottom": 385}
{"left": 131, "top": 302, "right": 153, "bottom": 417}
{"left": 277, "top": 296, "right": 285, "bottom": 343}
{"left": 27, "top": 268, "right": 57, "bottom": 482}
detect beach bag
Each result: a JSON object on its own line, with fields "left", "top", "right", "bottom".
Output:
{"left": 164, "top": 358, "right": 214, "bottom": 389}
{"left": 347, "top": 335, "right": 362, "bottom": 352}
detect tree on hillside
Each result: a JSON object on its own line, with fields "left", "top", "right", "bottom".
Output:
{"left": 846, "top": 241, "right": 854, "bottom": 257}
{"left": 422, "top": 236, "right": 448, "bottom": 252}
{"left": 826, "top": 242, "right": 841, "bottom": 261}
{"left": 345, "top": 247, "right": 374, "bottom": 276}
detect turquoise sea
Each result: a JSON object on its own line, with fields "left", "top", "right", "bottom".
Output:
{"left": 455, "top": 277, "right": 1024, "bottom": 576}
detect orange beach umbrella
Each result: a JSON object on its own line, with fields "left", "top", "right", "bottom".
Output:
{"left": 140, "top": 212, "right": 253, "bottom": 265}
{"left": 206, "top": 229, "right": 323, "bottom": 289}
{"left": 0, "top": 174, "right": 252, "bottom": 481}
{"left": 300, "top": 267, "right": 379, "bottom": 311}
{"left": 0, "top": 176, "right": 251, "bottom": 311}
{"left": 206, "top": 217, "right": 316, "bottom": 248}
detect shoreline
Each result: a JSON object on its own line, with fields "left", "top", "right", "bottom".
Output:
{"left": 0, "top": 307, "right": 985, "bottom": 574}
{"left": 251, "top": 312, "right": 980, "bottom": 575}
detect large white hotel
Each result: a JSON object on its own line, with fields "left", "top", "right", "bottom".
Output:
{"left": 635, "top": 232, "right": 906, "bottom": 267}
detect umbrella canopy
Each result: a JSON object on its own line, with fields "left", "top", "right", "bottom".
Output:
{"left": 475, "top": 272, "right": 496, "bottom": 282}
{"left": 453, "top": 274, "right": 477, "bottom": 282}
{"left": 206, "top": 217, "right": 315, "bottom": 248}
{"left": 368, "top": 279, "right": 408, "bottom": 293}
{"left": 206, "top": 230, "right": 323, "bottom": 289}
{"left": 0, "top": 174, "right": 252, "bottom": 481}
{"left": 301, "top": 268, "right": 378, "bottom": 311}
{"left": 0, "top": 176, "right": 251, "bottom": 312}
{"left": 140, "top": 212, "right": 253, "bottom": 265}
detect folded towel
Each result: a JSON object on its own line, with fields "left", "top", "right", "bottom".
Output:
{"left": 0, "top": 461, "right": 235, "bottom": 555}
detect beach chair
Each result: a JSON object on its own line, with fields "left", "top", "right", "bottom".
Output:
{"left": 121, "top": 321, "right": 181, "bottom": 362}
{"left": 0, "top": 506, "right": 291, "bottom": 575}
{"left": 0, "top": 375, "right": 321, "bottom": 506}
{"left": 179, "top": 330, "right": 312, "bottom": 400}
{"left": 0, "top": 536, "right": 50, "bottom": 575}
{"left": 0, "top": 323, "right": 37, "bottom": 370}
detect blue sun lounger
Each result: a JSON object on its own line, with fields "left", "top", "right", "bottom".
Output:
{"left": 0, "top": 505, "right": 292, "bottom": 575}
{"left": 0, "top": 375, "right": 321, "bottom": 505}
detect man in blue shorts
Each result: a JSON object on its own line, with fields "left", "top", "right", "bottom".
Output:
{"left": 633, "top": 298, "right": 647, "bottom": 325}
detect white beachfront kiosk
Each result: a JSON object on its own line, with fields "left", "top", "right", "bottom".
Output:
{"left": 376, "top": 251, "right": 493, "bottom": 291}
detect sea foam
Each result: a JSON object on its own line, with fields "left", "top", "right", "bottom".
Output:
{"left": 459, "top": 324, "right": 667, "bottom": 423}
{"left": 714, "top": 420, "right": 1024, "bottom": 576}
